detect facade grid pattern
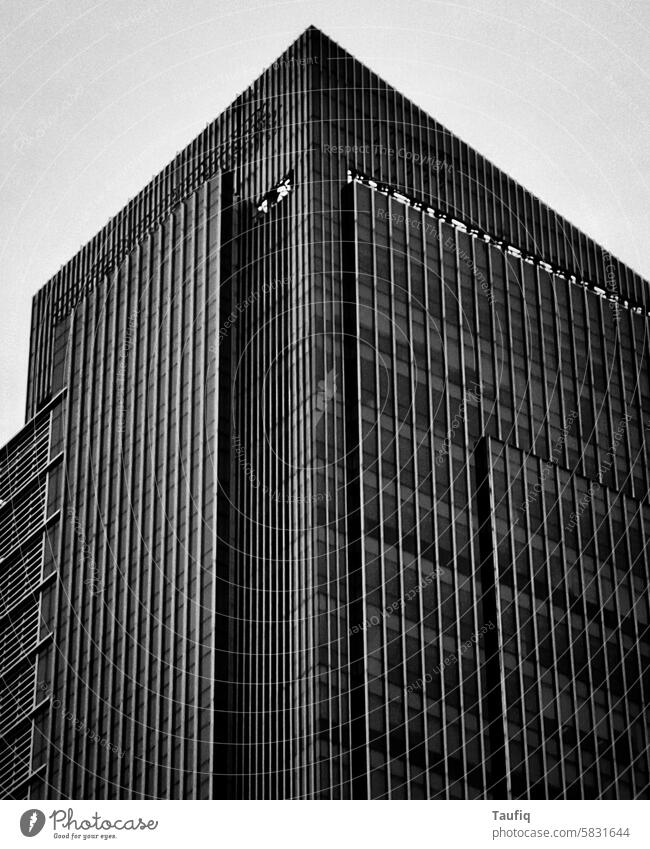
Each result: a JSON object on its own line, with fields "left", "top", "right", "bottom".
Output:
{"left": 0, "top": 27, "right": 648, "bottom": 800}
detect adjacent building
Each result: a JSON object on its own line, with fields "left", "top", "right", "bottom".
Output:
{"left": 1, "top": 26, "right": 649, "bottom": 800}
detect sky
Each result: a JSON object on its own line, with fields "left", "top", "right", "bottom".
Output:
{"left": 1, "top": 0, "right": 649, "bottom": 446}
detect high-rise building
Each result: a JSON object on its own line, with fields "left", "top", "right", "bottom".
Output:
{"left": 1, "top": 26, "right": 649, "bottom": 801}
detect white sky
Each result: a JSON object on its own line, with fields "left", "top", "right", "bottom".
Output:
{"left": 1, "top": 0, "right": 649, "bottom": 445}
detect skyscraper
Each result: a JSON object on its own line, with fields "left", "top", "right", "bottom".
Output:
{"left": 1, "top": 26, "right": 649, "bottom": 800}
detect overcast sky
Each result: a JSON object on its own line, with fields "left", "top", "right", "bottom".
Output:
{"left": 1, "top": 0, "right": 649, "bottom": 445}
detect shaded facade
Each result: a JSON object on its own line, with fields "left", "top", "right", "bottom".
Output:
{"left": 0, "top": 27, "right": 649, "bottom": 799}
{"left": 339, "top": 174, "right": 650, "bottom": 798}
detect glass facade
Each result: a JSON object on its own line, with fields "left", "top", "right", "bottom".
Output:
{"left": 0, "top": 26, "right": 648, "bottom": 800}
{"left": 333, "top": 173, "right": 650, "bottom": 799}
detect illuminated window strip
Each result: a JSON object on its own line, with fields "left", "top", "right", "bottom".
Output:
{"left": 348, "top": 169, "right": 650, "bottom": 319}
